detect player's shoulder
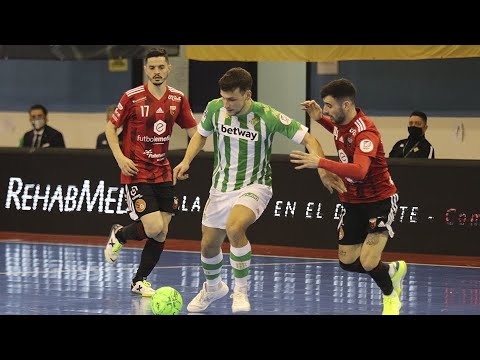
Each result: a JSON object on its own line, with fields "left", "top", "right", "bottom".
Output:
{"left": 167, "top": 86, "right": 186, "bottom": 98}
{"left": 353, "top": 110, "right": 378, "bottom": 134}
{"left": 251, "top": 101, "right": 277, "bottom": 119}
{"left": 206, "top": 98, "right": 224, "bottom": 112}
{"left": 125, "top": 84, "right": 146, "bottom": 98}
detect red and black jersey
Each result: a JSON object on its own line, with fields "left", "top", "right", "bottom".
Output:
{"left": 111, "top": 84, "right": 197, "bottom": 185}
{"left": 316, "top": 108, "right": 397, "bottom": 203}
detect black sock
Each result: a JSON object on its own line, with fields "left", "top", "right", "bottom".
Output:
{"left": 132, "top": 238, "right": 165, "bottom": 283}
{"left": 117, "top": 220, "right": 146, "bottom": 244}
{"left": 367, "top": 262, "right": 394, "bottom": 295}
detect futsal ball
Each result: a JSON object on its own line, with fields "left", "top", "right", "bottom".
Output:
{"left": 151, "top": 286, "right": 183, "bottom": 315}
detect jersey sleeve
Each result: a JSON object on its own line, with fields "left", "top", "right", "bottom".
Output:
{"left": 197, "top": 100, "right": 217, "bottom": 137}
{"left": 315, "top": 116, "right": 335, "bottom": 133}
{"left": 263, "top": 105, "right": 308, "bottom": 144}
{"left": 176, "top": 96, "right": 198, "bottom": 129}
{"left": 354, "top": 131, "right": 380, "bottom": 158}
{"left": 111, "top": 93, "right": 131, "bottom": 129}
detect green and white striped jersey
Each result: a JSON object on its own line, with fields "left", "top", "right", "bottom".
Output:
{"left": 197, "top": 99, "right": 308, "bottom": 192}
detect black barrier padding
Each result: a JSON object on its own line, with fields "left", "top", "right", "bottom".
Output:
{"left": 0, "top": 148, "right": 479, "bottom": 256}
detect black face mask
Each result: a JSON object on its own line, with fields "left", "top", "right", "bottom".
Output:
{"left": 408, "top": 126, "right": 423, "bottom": 139}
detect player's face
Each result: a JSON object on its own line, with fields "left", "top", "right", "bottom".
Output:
{"left": 220, "top": 88, "right": 251, "bottom": 116}
{"left": 322, "top": 96, "right": 347, "bottom": 125}
{"left": 144, "top": 57, "right": 171, "bottom": 86}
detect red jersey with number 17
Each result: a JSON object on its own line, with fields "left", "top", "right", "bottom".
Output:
{"left": 316, "top": 108, "right": 397, "bottom": 203}
{"left": 111, "top": 84, "right": 197, "bottom": 185}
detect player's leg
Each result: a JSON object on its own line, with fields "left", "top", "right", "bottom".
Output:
{"left": 130, "top": 210, "right": 171, "bottom": 296}
{"left": 187, "top": 190, "right": 230, "bottom": 313}
{"left": 130, "top": 184, "right": 179, "bottom": 296}
{"left": 362, "top": 194, "right": 404, "bottom": 314}
{"left": 105, "top": 184, "right": 151, "bottom": 264}
{"left": 337, "top": 202, "right": 366, "bottom": 273}
{"left": 226, "top": 184, "right": 272, "bottom": 313}
{"left": 186, "top": 226, "right": 228, "bottom": 312}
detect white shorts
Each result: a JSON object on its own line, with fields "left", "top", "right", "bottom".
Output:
{"left": 202, "top": 184, "right": 273, "bottom": 229}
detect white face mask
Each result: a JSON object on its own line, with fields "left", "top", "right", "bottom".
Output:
{"left": 32, "top": 118, "right": 46, "bottom": 130}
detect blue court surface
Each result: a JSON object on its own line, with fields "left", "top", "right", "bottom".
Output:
{"left": 0, "top": 240, "right": 479, "bottom": 315}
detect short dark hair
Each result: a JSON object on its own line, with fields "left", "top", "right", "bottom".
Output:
{"left": 320, "top": 78, "right": 357, "bottom": 104}
{"left": 410, "top": 110, "right": 427, "bottom": 123}
{"left": 29, "top": 104, "right": 48, "bottom": 116}
{"left": 218, "top": 67, "right": 253, "bottom": 93}
{"left": 144, "top": 47, "right": 169, "bottom": 64}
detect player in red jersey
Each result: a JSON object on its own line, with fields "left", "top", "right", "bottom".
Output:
{"left": 104, "top": 48, "right": 197, "bottom": 296}
{"left": 290, "top": 79, "right": 407, "bottom": 315}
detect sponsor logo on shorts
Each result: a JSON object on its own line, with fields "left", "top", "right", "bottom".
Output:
{"left": 135, "top": 199, "right": 146, "bottom": 213}
{"left": 240, "top": 192, "right": 259, "bottom": 201}
{"left": 338, "top": 226, "right": 344, "bottom": 241}
{"left": 173, "top": 196, "right": 179, "bottom": 210}
{"left": 369, "top": 218, "right": 377, "bottom": 229}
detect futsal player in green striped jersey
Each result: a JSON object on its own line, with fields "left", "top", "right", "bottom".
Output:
{"left": 173, "top": 67, "right": 346, "bottom": 313}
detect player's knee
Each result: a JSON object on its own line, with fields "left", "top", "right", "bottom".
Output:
{"left": 339, "top": 258, "right": 366, "bottom": 273}
{"left": 143, "top": 222, "right": 166, "bottom": 240}
{"left": 152, "top": 233, "right": 166, "bottom": 243}
{"left": 200, "top": 240, "right": 221, "bottom": 257}
{"left": 226, "top": 222, "right": 245, "bottom": 243}
{"left": 359, "top": 256, "right": 378, "bottom": 272}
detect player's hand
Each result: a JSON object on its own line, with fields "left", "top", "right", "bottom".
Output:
{"left": 319, "top": 170, "right": 346, "bottom": 194}
{"left": 301, "top": 100, "right": 323, "bottom": 122}
{"left": 172, "top": 161, "right": 190, "bottom": 185}
{"left": 117, "top": 156, "right": 138, "bottom": 177}
{"left": 290, "top": 150, "right": 321, "bottom": 169}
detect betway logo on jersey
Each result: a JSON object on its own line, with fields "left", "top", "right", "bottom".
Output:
{"left": 219, "top": 124, "right": 258, "bottom": 141}
{"left": 137, "top": 135, "right": 171, "bottom": 143}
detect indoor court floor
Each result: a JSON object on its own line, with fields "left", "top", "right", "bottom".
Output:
{"left": 1, "top": 239, "right": 479, "bottom": 315}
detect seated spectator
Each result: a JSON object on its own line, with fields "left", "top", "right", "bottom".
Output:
{"left": 96, "top": 104, "right": 123, "bottom": 149}
{"left": 20, "top": 104, "right": 65, "bottom": 148}
{"left": 389, "top": 110, "right": 435, "bottom": 158}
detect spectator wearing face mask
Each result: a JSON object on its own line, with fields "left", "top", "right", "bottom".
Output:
{"left": 389, "top": 111, "right": 434, "bottom": 158}
{"left": 19, "top": 104, "right": 66, "bottom": 148}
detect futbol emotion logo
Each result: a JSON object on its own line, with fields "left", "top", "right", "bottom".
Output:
{"left": 154, "top": 120, "right": 166, "bottom": 135}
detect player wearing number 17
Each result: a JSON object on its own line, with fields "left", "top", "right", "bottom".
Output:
{"left": 289, "top": 78, "right": 407, "bottom": 315}
{"left": 104, "top": 48, "right": 197, "bottom": 296}
{"left": 173, "top": 67, "right": 346, "bottom": 314}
